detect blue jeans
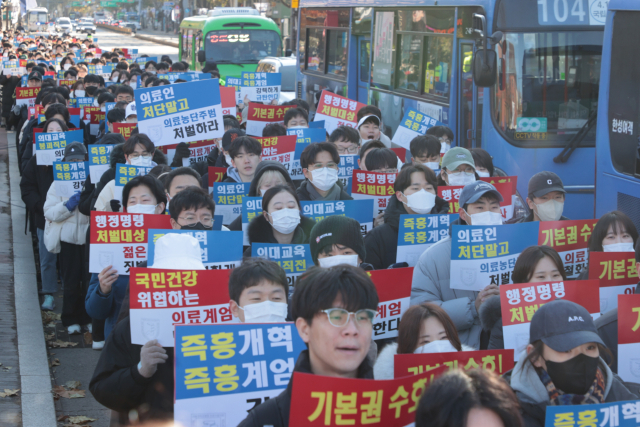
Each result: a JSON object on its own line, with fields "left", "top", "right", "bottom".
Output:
{"left": 37, "top": 228, "right": 58, "bottom": 295}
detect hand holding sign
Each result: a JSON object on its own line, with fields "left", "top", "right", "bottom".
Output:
{"left": 98, "top": 265, "right": 118, "bottom": 294}
{"left": 139, "top": 339, "right": 168, "bottom": 378}
{"left": 475, "top": 284, "right": 500, "bottom": 312}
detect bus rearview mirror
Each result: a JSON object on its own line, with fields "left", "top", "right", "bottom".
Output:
{"left": 197, "top": 50, "right": 206, "bottom": 63}
{"left": 472, "top": 48, "right": 497, "bottom": 87}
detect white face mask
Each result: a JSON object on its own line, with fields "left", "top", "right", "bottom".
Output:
{"left": 318, "top": 254, "right": 359, "bottom": 268}
{"left": 130, "top": 155, "right": 153, "bottom": 167}
{"left": 260, "top": 188, "right": 267, "bottom": 196}
{"left": 477, "top": 170, "right": 491, "bottom": 178}
{"left": 93, "top": 99, "right": 99, "bottom": 107}
{"left": 240, "top": 300, "right": 287, "bottom": 323}
{"left": 310, "top": 167, "right": 338, "bottom": 192}
{"left": 424, "top": 162, "right": 440, "bottom": 171}
{"left": 63, "top": 63, "right": 71, "bottom": 70}
{"left": 74, "top": 89, "right": 85, "bottom": 98}
{"left": 268, "top": 208, "right": 300, "bottom": 235}
{"left": 111, "top": 76, "right": 118, "bottom": 82}
{"left": 534, "top": 199, "right": 564, "bottom": 222}
{"left": 129, "top": 82, "right": 137, "bottom": 90}
{"left": 414, "top": 340, "right": 459, "bottom": 354}
{"left": 402, "top": 189, "right": 436, "bottom": 215}
{"left": 465, "top": 210, "right": 503, "bottom": 226}
{"left": 225, "top": 153, "right": 232, "bottom": 165}
{"left": 100, "top": 106, "right": 106, "bottom": 112}
{"left": 447, "top": 171, "right": 476, "bottom": 186}
{"left": 126, "top": 203, "right": 157, "bottom": 214}
{"left": 603, "top": 242, "right": 635, "bottom": 253}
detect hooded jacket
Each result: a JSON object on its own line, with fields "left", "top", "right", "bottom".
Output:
{"left": 89, "top": 315, "right": 174, "bottom": 425}
{"left": 0, "top": 74, "right": 20, "bottom": 120}
{"left": 244, "top": 214, "right": 316, "bottom": 257}
{"left": 504, "top": 350, "right": 639, "bottom": 427}
{"left": 20, "top": 155, "right": 54, "bottom": 230}
{"left": 374, "top": 340, "right": 475, "bottom": 380}
{"left": 296, "top": 179, "right": 353, "bottom": 202}
{"left": 238, "top": 350, "right": 374, "bottom": 427}
{"left": 410, "top": 218, "right": 481, "bottom": 349}
{"left": 227, "top": 160, "right": 295, "bottom": 232}
{"left": 364, "top": 195, "right": 449, "bottom": 270}
{"left": 223, "top": 165, "right": 243, "bottom": 183}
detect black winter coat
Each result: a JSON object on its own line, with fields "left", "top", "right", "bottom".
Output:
{"left": 238, "top": 350, "right": 374, "bottom": 427}
{"left": 89, "top": 316, "right": 173, "bottom": 425}
{"left": 20, "top": 155, "right": 53, "bottom": 230}
{"left": 364, "top": 195, "right": 449, "bottom": 270}
{"left": 0, "top": 74, "right": 19, "bottom": 119}
{"left": 20, "top": 119, "right": 78, "bottom": 173}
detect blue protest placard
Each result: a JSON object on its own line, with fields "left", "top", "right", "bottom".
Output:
{"left": 76, "top": 97, "right": 94, "bottom": 112}
{"left": 239, "top": 72, "right": 281, "bottom": 103}
{"left": 286, "top": 128, "right": 327, "bottom": 180}
{"left": 301, "top": 199, "right": 374, "bottom": 235}
{"left": 337, "top": 154, "right": 358, "bottom": 195}
{"left": 397, "top": 213, "right": 458, "bottom": 266}
{"left": 113, "top": 163, "right": 154, "bottom": 202}
{"left": 148, "top": 229, "right": 243, "bottom": 270}
{"left": 136, "top": 79, "right": 224, "bottom": 147}
{"left": 391, "top": 108, "right": 444, "bottom": 150}
{"left": 174, "top": 323, "right": 306, "bottom": 427}
{"left": 35, "top": 129, "right": 84, "bottom": 166}
{"left": 309, "top": 120, "right": 325, "bottom": 129}
{"left": 252, "top": 243, "right": 313, "bottom": 288}
{"left": 241, "top": 196, "right": 262, "bottom": 246}
{"left": 544, "top": 400, "right": 640, "bottom": 427}
{"left": 213, "top": 182, "right": 250, "bottom": 225}
{"left": 53, "top": 161, "right": 88, "bottom": 198}
{"left": 136, "top": 56, "right": 158, "bottom": 65}
{"left": 158, "top": 72, "right": 212, "bottom": 84}
{"left": 450, "top": 222, "right": 540, "bottom": 291}
{"left": 88, "top": 144, "right": 114, "bottom": 184}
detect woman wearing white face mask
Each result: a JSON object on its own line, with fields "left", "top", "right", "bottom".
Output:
{"left": 438, "top": 146, "right": 479, "bottom": 187}
{"left": 122, "top": 175, "right": 167, "bottom": 215}
{"left": 576, "top": 211, "right": 639, "bottom": 281}
{"left": 246, "top": 185, "right": 316, "bottom": 257}
{"left": 309, "top": 215, "right": 370, "bottom": 269}
{"left": 71, "top": 80, "right": 85, "bottom": 99}
{"left": 364, "top": 165, "right": 449, "bottom": 270}
{"left": 374, "top": 302, "right": 473, "bottom": 379}
{"left": 110, "top": 69, "right": 120, "bottom": 83}
{"left": 470, "top": 147, "right": 497, "bottom": 178}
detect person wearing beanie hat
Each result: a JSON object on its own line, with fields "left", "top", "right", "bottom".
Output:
{"left": 309, "top": 215, "right": 369, "bottom": 269}
{"left": 516, "top": 171, "right": 569, "bottom": 223}
{"left": 503, "top": 299, "right": 638, "bottom": 427}
{"left": 411, "top": 181, "right": 505, "bottom": 350}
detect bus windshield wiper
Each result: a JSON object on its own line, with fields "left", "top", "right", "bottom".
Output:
{"left": 553, "top": 109, "right": 597, "bottom": 164}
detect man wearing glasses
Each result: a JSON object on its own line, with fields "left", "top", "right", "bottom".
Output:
{"left": 328, "top": 125, "right": 360, "bottom": 155}
{"left": 297, "top": 142, "right": 353, "bottom": 202}
{"left": 239, "top": 265, "right": 378, "bottom": 427}
{"left": 169, "top": 186, "right": 217, "bottom": 231}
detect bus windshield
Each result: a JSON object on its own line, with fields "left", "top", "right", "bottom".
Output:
{"left": 493, "top": 31, "right": 602, "bottom": 144}
{"left": 29, "top": 12, "right": 48, "bottom": 23}
{"left": 205, "top": 29, "right": 281, "bottom": 63}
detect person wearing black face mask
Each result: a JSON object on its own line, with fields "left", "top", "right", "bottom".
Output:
{"left": 504, "top": 300, "right": 638, "bottom": 427}
{"left": 85, "top": 86, "right": 98, "bottom": 97}
{"left": 168, "top": 186, "right": 224, "bottom": 231}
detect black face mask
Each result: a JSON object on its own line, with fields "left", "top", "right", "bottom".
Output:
{"left": 545, "top": 353, "right": 599, "bottom": 395}
{"left": 85, "top": 86, "right": 98, "bottom": 96}
{"left": 180, "top": 222, "right": 213, "bottom": 231}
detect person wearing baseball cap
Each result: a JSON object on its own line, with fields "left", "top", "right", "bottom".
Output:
{"left": 505, "top": 300, "right": 637, "bottom": 425}
{"left": 27, "top": 70, "right": 43, "bottom": 87}
{"left": 518, "top": 171, "right": 569, "bottom": 223}
{"left": 309, "top": 215, "right": 369, "bottom": 269}
{"left": 357, "top": 114, "right": 381, "bottom": 144}
{"left": 125, "top": 101, "right": 137, "bottom": 124}
{"left": 411, "top": 181, "right": 504, "bottom": 349}
{"left": 439, "top": 146, "right": 478, "bottom": 187}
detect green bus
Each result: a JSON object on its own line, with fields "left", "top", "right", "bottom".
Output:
{"left": 179, "top": 7, "right": 282, "bottom": 79}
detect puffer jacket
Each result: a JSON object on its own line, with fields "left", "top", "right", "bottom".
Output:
{"left": 244, "top": 214, "right": 316, "bottom": 257}
{"left": 410, "top": 218, "right": 481, "bottom": 349}
{"left": 504, "top": 349, "right": 639, "bottom": 427}
{"left": 43, "top": 183, "right": 90, "bottom": 245}
{"left": 364, "top": 195, "right": 449, "bottom": 270}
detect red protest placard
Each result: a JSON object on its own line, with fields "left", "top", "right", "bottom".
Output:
{"left": 313, "top": 90, "right": 366, "bottom": 133}
{"left": 58, "top": 79, "right": 77, "bottom": 87}
{"left": 289, "top": 367, "right": 446, "bottom": 427}
{"left": 83, "top": 106, "right": 101, "bottom": 121}
{"left": 28, "top": 104, "right": 43, "bottom": 120}
{"left": 256, "top": 135, "right": 297, "bottom": 157}
{"left": 351, "top": 170, "right": 397, "bottom": 218}
{"left": 16, "top": 87, "right": 40, "bottom": 99}
{"left": 245, "top": 103, "right": 293, "bottom": 136}
{"left": 113, "top": 122, "right": 137, "bottom": 140}
{"left": 394, "top": 349, "right": 515, "bottom": 379}
{"left": 129, "top": 267, "right": 234, "bottom": 346}
{"left": 68, "top": 107, "right": 81, "bottom": 118}
{"left": 589, "top": 251, "right": 638, "bottom": 312}
{"left": 500, "top": 280, "right": 600, "bottom": 360}
{"left": 479, "top": 175, "right": 517, "bottom": 199}
{"left": 617, "top": 293, "right": 640, "bottom": 383}
{"left": 220, "top": 86, "right": 237, "bottom": 117}
{"left": 90, "top": 110, "right": 105, "bottom": 125}
{"left": 207, "top": 166, "right": 228, "bottom": 189}
{"left": 438, "top": 181, "right": 513, "bottom": 217}
{"left": 163, "top": 139, "right": 218, "bottom": 166}
{"left": 367, "top": 268, "right": 412, "bottom": 340}
{"left": 538, "top": 219, "right": 598, "bottom": 278}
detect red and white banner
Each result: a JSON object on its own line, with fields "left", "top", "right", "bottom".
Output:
{"left": 112, "top": 122, "right": 137, "bottom": 140}
{"left": 394, "top": 349, "right": 515, "bottom": 378}
{"left": 538, "top": 219, "right": 598, "bottom": 279}
{"left": 368, "top": 268, "right": 412, "bottom": 340}
{"left": 351, "top": 170, "right": 397, "bottom": 218}
{"left": 500, "top": 280, "right": 600, "bottom": 361}
{"left": 245, "top": 103, "right": 293, "bottom": 137}
{"left": 207, "top": 166, "right": 228, "bottom": 195}
{"left": 256, "top": 135, "right": 296, "bottom": 172}
{"left": 589, "top": 252, "right": 639, "bottom": 312}
{"left": 165, "top": 139, "right": 218, "bottom": 166}
{"left": 617, "top": 293, "right": 640, "bottom": 383}
{"left": 438, "top": 180, "right": 514, "bottom": 220}
{"left": 312, "top": 90, "right": 365, "bottom": 134}
{"left": 16, "top": 87, "right": 41, "bottom": 107}
{"left": 88, "top": 212, "right": 172, "bottom": 275}
{"left": 220, "top": 86, "right": 237, "bottom": 117}
{"left": 129, "top": 267, "right": 237, "bottom": 346}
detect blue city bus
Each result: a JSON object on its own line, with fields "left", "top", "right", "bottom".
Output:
{"left": 595, "top": 0, "right": 640, "bottom": 231}
{"left": 295, "top": 0, "right": 609, "bottom": 219}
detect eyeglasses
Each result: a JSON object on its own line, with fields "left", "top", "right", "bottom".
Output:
{"left": 336, "top": 146, "right": 358, "bottom": 154}
{"left": 312, "top": 163, "right": 338, "bottom": 169}
{"left": 320, "top": 308, "right": 377, "bottom": 327}
{"left": 178, "top": 215, "right": 214, "bottom": 226}
{"left": 128, "top": 152, "right": 151, "bottom": 159}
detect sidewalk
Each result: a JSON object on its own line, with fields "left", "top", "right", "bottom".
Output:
{"left": 134, "top": 28, "right": 179, "bottom": 48}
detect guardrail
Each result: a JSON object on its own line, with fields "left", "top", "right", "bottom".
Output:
{"left": 96, "top": 23, "right": 132, "bottom": 34}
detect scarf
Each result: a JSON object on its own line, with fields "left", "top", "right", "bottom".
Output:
{"left": 306, "top": 180, "right": 342, "bottom": 201}
{"left": 538, "top": 367, "right": 606, "bottom": 406}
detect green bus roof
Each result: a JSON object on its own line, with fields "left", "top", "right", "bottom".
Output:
{"left": 180, "top": 14, "right": 280, "bottom": 34}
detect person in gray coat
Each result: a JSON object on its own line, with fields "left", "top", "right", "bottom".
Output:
{"left": 411, "top": 181, "right": 504, "bottom": 349}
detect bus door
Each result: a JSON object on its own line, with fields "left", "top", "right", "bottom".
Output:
{"left": 356, "top": 35, "right": 370, "bottom": 104}
{"left": 458, "top": 40, "right": 480, "bottom": 149}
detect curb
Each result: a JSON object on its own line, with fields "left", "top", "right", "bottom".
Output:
{"left": 134, "top": 33, "right": 179, "bottom": 48}
{"left": 8, "top": 131, "right": 57, "bottom": 427}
